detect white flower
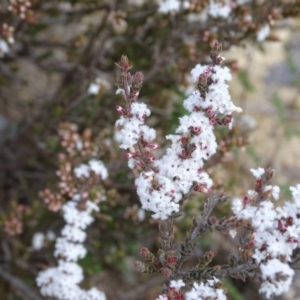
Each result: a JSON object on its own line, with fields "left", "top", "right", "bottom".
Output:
{"left": 257, "top": 24, "right": 270, "bottom": 42}
{"left": 259, "top": 258, "right": 294, "bottom": 298}
{"left": 156, "top": 296, "right": 168, "bottom": 300}
{"left": 170, "top": 279, "right": 185, "bottom": 290}
{"left": 264, "top": 185, "right": 280, "bottom": 200}
{"left": 89, "top": 159, "right": 108, "bottom": 179}
{"left": 250, "top": 167, "right": 265, "bottom": 179}
{"left": 158, "top": 0, "right": 189, "bottom": 14}
{"left": 0, "top": 38, "right": 9, "bottom": 57}
{"left": 74, "top": 164, "right": 90, "bottom": 178}
{"left": 47, "top": 230, "right": 56, "bottom": 241}
{"left": 32, "top": 232, "right": 45, "bottom": 250}
{"left": 116, "top": 61, "right": 241, "bottom": 219}
{"left": 208, "top": 0, "right": 231, "bottom": 19}
{"left": 229, "top": 229, "right": 237, "bottom": 238}
{"left": 54, "top": 237, "right": 87, "bottom": 261}
{"left": 88, "top": 82, "right": 100, "bottom": 95}
{"left": 290, "top": 184, "right": 300, "bottom": 200}
{"left": 61, "top": 224, "right": 87, "bottom": 243}
{"left": 137, "top": 208, "right": 146, "bottom": 221}
{"left": 185, "top": 278, "right": 226, "bottom": 300}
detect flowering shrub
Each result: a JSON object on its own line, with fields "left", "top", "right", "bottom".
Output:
{"left": 114, "top": 43, "right": 300, "bottom": 299}
{"left": 1, "top": 1, "right": 300, "bottom": 300}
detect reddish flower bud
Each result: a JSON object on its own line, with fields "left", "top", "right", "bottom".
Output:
{"left": 243, "top": 196, "right": 249, "bottom": 204}
{"left": 133, "top": 71, "right": 144, "bottom": 89}
{"left": 116, "top": 55, "right": 131, "bottom": 70}
{"left": 287, "top": 237, "right": 298, "bottom": 243}
{"left": 116, "top": 105, "right": 127, "bottom": 115}
{"left": 148, "top": 143, "right": 159, "bottom": 149}
{"left": 166, "top": 256, "right": 178, "bottom": 265}
{"left": 286, "top": 217, "right": 293, "bottom": 226}
{"left": 181, "top": 137, "right": 188, "bottom": 146}
{"left": 141, "top": 247, "right": 150, "bottom": 257}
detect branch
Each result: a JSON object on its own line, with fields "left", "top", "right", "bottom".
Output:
{"left": 0, "top": 267, "right": 42, "bottom": 300}
{"left": 172, "top": 194, "right": 228, "bottom": 278}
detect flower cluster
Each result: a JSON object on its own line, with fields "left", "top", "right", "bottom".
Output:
{"left": 232, "top": 168, "right": 300, "bottom": 298}
{"left": 8, "top": 0, "right": 32, "bottom": 20}
{"left": 115, "top": 42, "right": 242, "bottom": 220}
{"left": 157, "top": 0, "right": 286, "bottom": 43}
{"left": 40, "top": 122, "right": 106, "bottom": 211}
{"left": 36, "top": 177, "right": 107, "bottom": 300}
{"left": 158, "top": 0, "right": 231, "bottom": 17}
{"left": 36, "top": 122, "right": 108, "bottom": 299}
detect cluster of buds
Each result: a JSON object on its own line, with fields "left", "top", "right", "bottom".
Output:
{"left": 209, "top": 40, "right": 225, "bottom": 65}
{"left": 134, "top": 247, "right": 178, "bottom": 277}
{"left": 40, "top": 122, "right": 106, "bottom": 211}
{"left": 197, "top": 41, "right": 225, "bottom": 99}
{"left": 197, "top": 68, "right": 212, "bottom": 99}
{"left": 2, "top": 203, "right": 30, "bottom": 236}
{"left": 126, "top": 144, "right": 157, "bottom": 168}
{"left": 116, "top": 55, "right": 144, "bottom": 104}
{"left": 115, "top": 55, "right": 159, "bottom": 172}
{"left": 59, "top": 122, "right": 99, "bottom": 158}
{"left": 8, "top": 0, "right": 32, "bottom": 19}
{"left": 205, "top": 107, "right": 233, "bottom": 126}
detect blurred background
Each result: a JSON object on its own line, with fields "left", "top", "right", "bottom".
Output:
{"left": 1, "top": 1, "right": 300, "bottom": 299}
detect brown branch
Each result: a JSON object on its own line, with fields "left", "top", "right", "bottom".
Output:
{"left": 171, "top": 194, "right": 228, "bottom": 278}
{"left": 0, "top": 267, "right": 42, "bottom": 300}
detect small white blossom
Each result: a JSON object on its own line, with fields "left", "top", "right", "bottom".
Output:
{"left": 137, "top": 208, "right": 146, "bottom": 221}
{"left": 208, "top": 0, "right": 231, "bottom": 19}
{"left": 88, "top": 82, "right": 100, "bottom": 95}
{"left": 156, "top": 296, "right": 168, "bottom": 300}
{"left": 32, "top": 232, "right": 45, "bottom": 250}
{"left": 257, "top": 24, "right": 270, "bottom": 42}
{"left": 229, "top": 229, "right": 237, "bottom": 238}
{"left": 185, "top": 278, "right": 226, "bottom": 300}
{"left": 250, "top": 167, "right": 265, "bottom": 179}
{"left": 158, "top": 0, "right": 189, "bottom": 14}
{"left": 0, "top": 38, "right": 9, "bottom": 57}
{"left": 74, "top": 164, "right": 90, "bottom": 178}
{"left": 170, "top": 279, "right": 185, "bottom": 290}
{"left": 89, "top": 159, "right": 108, "bottom": 179}
{"left": 47, "top": 230, "right": 56, "bottom": 241}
